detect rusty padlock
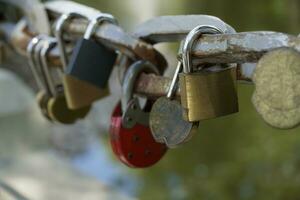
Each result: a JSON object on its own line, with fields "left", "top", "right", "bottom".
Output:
{"left": 109, "top": 61, "right": 167, "bottom": 168}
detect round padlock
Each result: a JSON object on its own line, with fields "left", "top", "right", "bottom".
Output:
{"left": 109, "top": 60, "right": 167, "bottom": 168}
{"left": 252, "top": 47, "right": 300, "bottom": 129}
{"left": 121, "top": 60, "right": 159, "bottom": 129}
{"left": 110, "top": 102, "right": 167, "bottom": 168}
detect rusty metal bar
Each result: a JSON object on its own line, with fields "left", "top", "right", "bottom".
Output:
{"left": 134, "top": 69, "right": 251, "bottom": 99}
{"left": 2, "top": 1, "right": 299, "bottom": 99}
{"left": 7, "top": 23, "right": 300, "bottom": 98}
{"left": 191, "top": 31, "right": 300, "bottom": 64}
{"left": 45, "top": 1, "right": 167, "bottom": 69}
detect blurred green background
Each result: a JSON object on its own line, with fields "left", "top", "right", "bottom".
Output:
{"left": 72, "top": 0, "right": 300, "bottom": 200}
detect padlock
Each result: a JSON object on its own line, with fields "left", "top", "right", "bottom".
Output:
{"left": 55, "top": 12, "right": 105, "bottom": 110}
{"left": 39, "top": 38, "right": 90, "bottom": 124}
{"left": 252, "top": 47, "right": 300, "bottom": 129}
{"left": 179, "top": 25, "right": 238, "bottom": 122}
{"left": 109, "top": 60, "right": 167, "bottom": 168}
{"left": 27, "top": 35, "right": 53, "bottom": 121}
{"left": 110, "top": 102, "right": 167, "bottom": 168}
{"left": 27, "top": 36, "right": 46, "bottom": 90}
{"left": 150, "top": 62, "right": 199, "bottom": 148}
{"left": 121, "top": 60, "right": 160, "bottom": 128}
{"left": 137, "top": 21, "right": 235, "bottom": 147}
{"left": 66, "top": 13, "right": 118, "bottom": 89}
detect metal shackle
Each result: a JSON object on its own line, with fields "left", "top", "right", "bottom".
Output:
{"left": 27, "top": 35, "right": 47, "bottom": 89}
{"left": 182, "top": 25, "right": 223, "bottom": 73}
{"left": 40, "top": 38, "right": 58, "bottom": 97}
{"left": 83, "top": 13, "right": 118, "bottom": 40}
{"left": 33, "top": 37, "right": 56, "bottom": 96}
{"left": 121, "top": 60, "right": 159, "bottom": 113}
{"left": 166, "top": 61, "right": 182, "bottom": 99}
{"left": 55, "top": 12, "right": 87, "bottom": 69}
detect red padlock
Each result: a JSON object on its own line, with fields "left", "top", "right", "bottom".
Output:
{"left": 110, "top": 60, "right": 167, "bottom": 168}
{"left": 110, "top": 102, "right": 167, "bottom": 168}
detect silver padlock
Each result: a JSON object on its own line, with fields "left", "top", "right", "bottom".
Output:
{"left": 27, "top": 35, "right": 52, "bottom": 120}
{"left": 121, "top": 60, "right": 159, "bottom": 129}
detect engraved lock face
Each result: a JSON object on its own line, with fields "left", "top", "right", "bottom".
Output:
{"left": 110, "top": 102, "right": 167, "bottom": 168}
{"left": 179, "top": 25, "right": 239, "bottom": 122}
{"left": 55, "top": 13, "right": 109, "bottom": 110}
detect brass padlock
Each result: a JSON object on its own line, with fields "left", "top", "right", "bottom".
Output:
{"left": 179, "top": 25, "right": 238, "bottom": 122}
{"left": 55, "top": 13, "right": 109, "bottom": 110}
{"left": 40, "top": 38, "right": 90, "bottom": 124}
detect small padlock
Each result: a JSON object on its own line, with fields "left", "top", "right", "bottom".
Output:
{"left": 66, "top": 13, "right": 118, "bottom": 89}
{"left": 150, "top": 61, "right": 199, "bottom": 148}
{"left": 121, "top": 60, "right": 160, "bottom": 128}
{"left": 27, "top": 36, "right": 53, "bottom": 121}
{"left": 39, "top": 38, "right": 90, "bottom": 124}
{"left": 27, "top": 35, "right": 46, "bottom": 90}
{"left": 55, "top": 13, "right": 105, "bottom": 110}
{"left": 252, "top": 47, "right": 300, "bottom": 129}
{"left": 109, "top": 60, "right": 167, "bottom": 168}
{"left": 179, "top": 25, "right": 238, "bottom": 122}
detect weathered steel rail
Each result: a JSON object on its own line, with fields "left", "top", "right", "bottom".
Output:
{"left": 1, "top": 0, "right": 300, "bottom": 99}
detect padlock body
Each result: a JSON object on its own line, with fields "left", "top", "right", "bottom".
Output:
{"left": 63, "top": 74, "right": 109, "bottom": 110}
{"left": 67, "top": 38, "right": 117, "bottom": 89}
{"left": 110, "top": 103, "right": 167, "bottom": 168}
{"left": 179, "top": 67, "right": 238, "bottom": 122}
{"left": 47, "top": 95, "right": 90, "bottom": 124}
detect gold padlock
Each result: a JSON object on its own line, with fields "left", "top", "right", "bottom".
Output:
{"left": 40, "top": 38, "right": 90, "bottom": 124}
{"left": 55, "top": 13, "right": 114, "bottom": 110}
{"left": 47, "top": 93, "right": 90, "bottom": 124}
{"left": 179, "top": 25, "right": 238, "bottom": 122}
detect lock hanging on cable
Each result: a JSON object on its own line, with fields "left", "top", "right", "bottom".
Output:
{"left": 109, "top": 60, "right": 167, "bottom": 168}
{"left": 39, "top": 37, "right": 90, "bottom": 124}
{"left": 179, "top": 25, "right": 239, "bottom": 122}
{"left": 55, "top": 12, "right": 111, "bottom": 110}
{"left": 66, "top": 13, "right": 118, "bottom": 89}
{"left": 27, "top": 35, "right": 53, "bottom": 121}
